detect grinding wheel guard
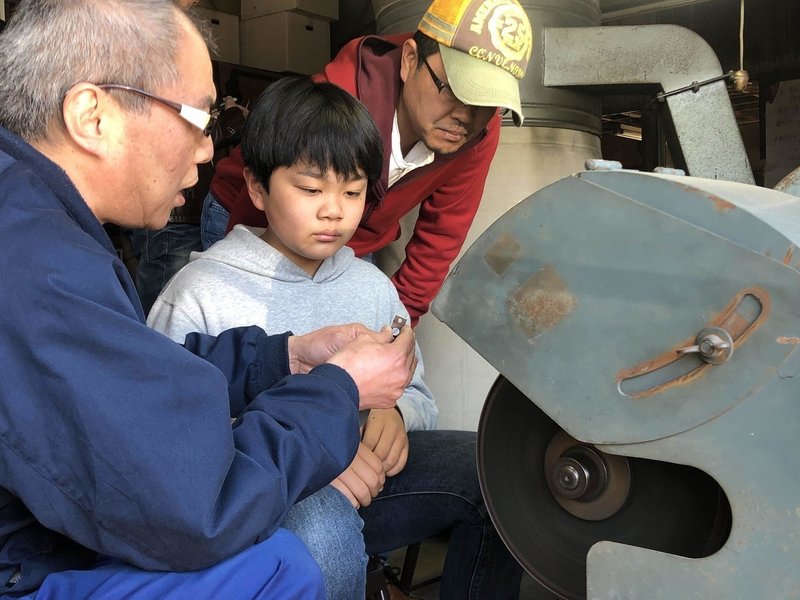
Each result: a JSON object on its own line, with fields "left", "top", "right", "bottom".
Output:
{"left": 433, "top": 170, "right": 800, "bottom": 599}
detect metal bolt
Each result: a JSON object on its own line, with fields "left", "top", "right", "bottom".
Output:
{"left": 553, "top": 457, "right": 590, "bottom": 499}
{"left": 676, "top": 327, "right": 734, "bottom": 364}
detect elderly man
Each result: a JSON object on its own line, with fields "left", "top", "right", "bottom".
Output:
{"left": 0, "top": 1, "right": 416, "bottom": 598}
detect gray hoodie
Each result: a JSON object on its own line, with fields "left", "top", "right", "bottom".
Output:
{"left": 148, "top": 225, "right": 437, "bottom": 431}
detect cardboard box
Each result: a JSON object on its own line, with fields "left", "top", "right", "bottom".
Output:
{"left": 241, "top": 0, "right": 338, "bottom": 22}
{"left": 195, "top": 6, "right": 240, "bottom": 64}
{"left": 240, "top": 12, "right": 330, "bottom": 75}
{"left": 195, "top": 0, "right": 239, "bottom": 14}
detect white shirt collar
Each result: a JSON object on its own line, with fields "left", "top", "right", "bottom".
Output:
{"left": 388, "top": 111, "right": 434, "bottom": 187}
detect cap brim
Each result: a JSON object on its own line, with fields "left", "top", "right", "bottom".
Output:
{"left": 439, "top": 44, "right": 524, "bottom": 126}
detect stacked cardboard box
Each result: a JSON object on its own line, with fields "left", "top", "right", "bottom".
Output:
{"left": 239, "top": 0, "right": 338, "bottom": 74}
{"left": 194, "top": 6, "right": 240, "bottom": 65}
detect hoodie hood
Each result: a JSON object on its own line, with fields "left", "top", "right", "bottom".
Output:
{"left": 192, "top": 225, "right": 356, "bottom": 284}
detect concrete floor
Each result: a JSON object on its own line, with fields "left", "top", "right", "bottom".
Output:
{"left": 387, "top": 539, "right": 544, "bottom": 599}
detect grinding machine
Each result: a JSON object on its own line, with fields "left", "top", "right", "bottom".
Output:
{"left": 432, "top": 169, "right": 800, "bottom": 598}
{"left": 368, "top": 1, "right": 796, "bottom": 596}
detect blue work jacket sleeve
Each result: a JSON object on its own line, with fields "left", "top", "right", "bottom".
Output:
{"left": 0, "top": 184, "right": 360, "bottom": 573}
{"left": 182, "top": 327, "right": 295, "bottom": 416}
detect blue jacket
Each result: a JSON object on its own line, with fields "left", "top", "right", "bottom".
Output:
{"left": 0, "top": 127, "right": 360, "bottom": 594}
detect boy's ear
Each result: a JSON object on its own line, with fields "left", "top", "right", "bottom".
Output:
{"left": 243, "top": 167, "right": 267, "bottom": 211}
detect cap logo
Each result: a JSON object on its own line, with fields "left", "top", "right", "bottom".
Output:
{"left": 417, "top": 0, "right": 533, "bottom": 82}
{"left": 467, "top": 0, "right": 531, "bottom": 79}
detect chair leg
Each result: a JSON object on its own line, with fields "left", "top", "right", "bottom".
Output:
{"left": 365, "top": 555, "right": 391, "bottom": 600}
{"left": 399, "top": 542, "right": 421, "bottom": 591}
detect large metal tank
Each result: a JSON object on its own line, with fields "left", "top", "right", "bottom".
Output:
{"left": 372, "top": 0, "right": 603, "bottom": 429}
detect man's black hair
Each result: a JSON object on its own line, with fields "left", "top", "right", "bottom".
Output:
{"left": 241, "top": 76, "right": 383, "bottom": 199}
{"left": 412, "top": 30, "right": 440, "bottom": 68}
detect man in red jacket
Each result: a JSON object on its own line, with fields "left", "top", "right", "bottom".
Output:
{"left": 202, "top": 0, "right": 531, "bottom": 326}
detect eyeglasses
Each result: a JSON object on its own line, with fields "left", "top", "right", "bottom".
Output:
{"left": 97, "top": 84, "right": 218, "bottom": 136}
{"left": 422, "top": 59, "right": 509, "bottom": 118}
{"left": 422, "top": 59, "right": 460, "bottom": 104}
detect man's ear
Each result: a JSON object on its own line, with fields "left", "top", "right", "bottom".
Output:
{"left": 243, "top": 167, "right": 267, "bottom": 211}
{"left": 61, "top": 83, "right": 116, "bottom": 156}
{"left": 400, "top": 39, "right": 419, "bottom": 84}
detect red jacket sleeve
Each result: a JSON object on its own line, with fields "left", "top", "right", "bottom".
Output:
{"left": 209, "top": 147, "right": 245, "bottom": 212}
{"left": 391, "top": 117, "right": 501, "bottom": 325}
{"left": 227, "top": 178, "right": 267, "bottom": 232}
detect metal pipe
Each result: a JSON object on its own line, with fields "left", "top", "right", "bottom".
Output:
{"left": 543, "top": 25, "right": 754, "bottom": 183}
{"left": 655, "top": 71, "right": 734, "bottom": 101}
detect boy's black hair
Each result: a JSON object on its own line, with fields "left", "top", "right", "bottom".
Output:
{"left": 241, "top": 76, "right": 383, "bottom": 198}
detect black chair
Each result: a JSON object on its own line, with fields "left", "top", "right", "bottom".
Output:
{"left": 365, "top": 555, "right": 391, "bottom": 600}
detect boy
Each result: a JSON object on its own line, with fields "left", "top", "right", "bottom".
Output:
{"left": 149, "top": 77, "right": 521, "bottom": 599}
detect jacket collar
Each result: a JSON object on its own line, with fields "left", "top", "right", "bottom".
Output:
{"left": 0, "top": 126, "right": 117, "bottom": 256}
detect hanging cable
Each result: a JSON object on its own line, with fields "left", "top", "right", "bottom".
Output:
{"left": 733, "top": 0, "right": 749, "bottom": 92}
{"left": 739, "top": 0, "right": 744, "bottom": 68}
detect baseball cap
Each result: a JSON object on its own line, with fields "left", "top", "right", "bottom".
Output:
{"left": 418, "top": 0, "right": 532, "bottom": 126}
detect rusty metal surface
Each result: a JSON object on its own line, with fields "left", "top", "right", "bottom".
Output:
{"left": 774, "top": 165, "right": 800, "bottom": 198}
{"left": 617, "top": 287, "right": 769, "bottom": 399}
{"left": 507, "top": 264, "right": 579, "bottom": 339}
{"left": 484, "top": 233, "right": 522, "bottom": 276}
{"left": 580, "top": 170, "right": 800, "bottom": 270}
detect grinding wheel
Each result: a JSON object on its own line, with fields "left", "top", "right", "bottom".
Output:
{"left": 477, "top": 376, "right": 731, "bottom": 600}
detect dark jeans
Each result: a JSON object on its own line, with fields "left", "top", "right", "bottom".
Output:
{"left": 200, "top": 192, "right": 231, "bottom": 251}
{"left": 361, "top": 430, "right": 523, "bottom": 599}
{"left": 129, "top": 224, "right": 202, "bottom": 315}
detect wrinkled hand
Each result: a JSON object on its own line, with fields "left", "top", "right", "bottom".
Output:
{"left": 362, "top": 408, "right": 409, "bottom": 477}
{"left": 327, "top": 326, "right": 416, "bottom": 411}
{"left": 287, "top": 323, "right": 369, "bottom": 374}
{"left": 330, "top": 442, "right": 386, "bottom": 509}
